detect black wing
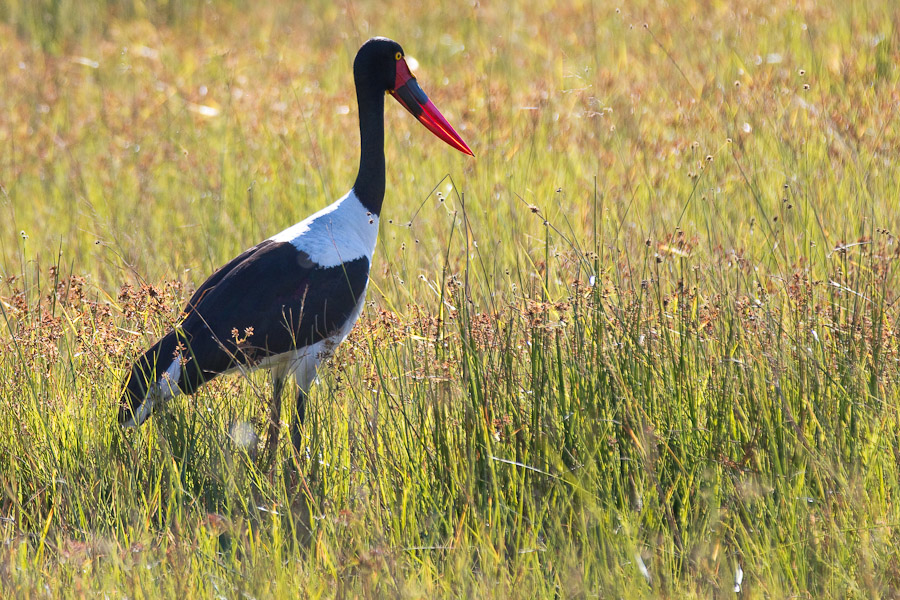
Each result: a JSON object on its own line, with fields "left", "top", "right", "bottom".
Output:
{"left": 180, "top": 242, "right": 269, "bottom": 319}
{"left": 173, "top": 239, "right": 370, "bottom": 393}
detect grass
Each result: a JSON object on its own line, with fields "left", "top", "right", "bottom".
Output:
{"left": 1, "top": 0, "right": 900, "bottom": 596}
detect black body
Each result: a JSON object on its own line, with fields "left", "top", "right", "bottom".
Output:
{"left": 118, "top": 241, "right": 369, "bottom": 421}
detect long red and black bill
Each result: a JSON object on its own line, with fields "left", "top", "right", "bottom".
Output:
{"left": 389, "top": 58, "right": 474, "bottom": 157}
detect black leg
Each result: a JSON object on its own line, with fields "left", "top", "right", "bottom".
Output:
{"left": 262, "top": 376, "right": 285, "bottom": 466}
{"left": 290, "top": 387, "right": 308, "bottom": 454}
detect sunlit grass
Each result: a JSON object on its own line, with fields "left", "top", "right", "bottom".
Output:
{"left": 2, "top": 0, "right": 900, "bottom": 596}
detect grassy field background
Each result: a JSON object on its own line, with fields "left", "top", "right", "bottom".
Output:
{"left": 2, "top": 0, "right": 900, "bottom": 596}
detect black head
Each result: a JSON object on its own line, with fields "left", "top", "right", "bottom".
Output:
{"left": 353, "top": 37, "right": 406, "bottom": 95}
{"left": 352, "top": 37, "right": 474, "bottom": 158}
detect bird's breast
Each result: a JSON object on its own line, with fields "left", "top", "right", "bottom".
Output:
{"left": 269, "top": 190, "right": 380, "bottom": 268}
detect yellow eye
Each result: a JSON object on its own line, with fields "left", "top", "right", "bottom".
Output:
{"left": 395, "top": 52, "right": 402, "bottom": 60}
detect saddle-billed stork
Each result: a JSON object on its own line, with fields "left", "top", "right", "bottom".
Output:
{"left": 118, "top": 37, "right": 473, "bottom": 456}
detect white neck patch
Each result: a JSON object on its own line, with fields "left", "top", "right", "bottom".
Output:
{"left": 269, "top": 190, "right": 380, "bottom": 268}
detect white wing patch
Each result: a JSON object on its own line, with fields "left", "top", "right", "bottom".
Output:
{"left": 269, "top": 190, "right": 379, "bottom": 267}
{"left": 121, "top": 356, "right": 183, "bottom": 428}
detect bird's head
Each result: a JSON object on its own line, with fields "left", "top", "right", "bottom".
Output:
{"left": 354, "top": 37, "right": 474, "bottom": 157}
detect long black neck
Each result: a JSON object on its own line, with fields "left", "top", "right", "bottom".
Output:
{"left": 352, "top": 88, "right": 386, "bottom": 215}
